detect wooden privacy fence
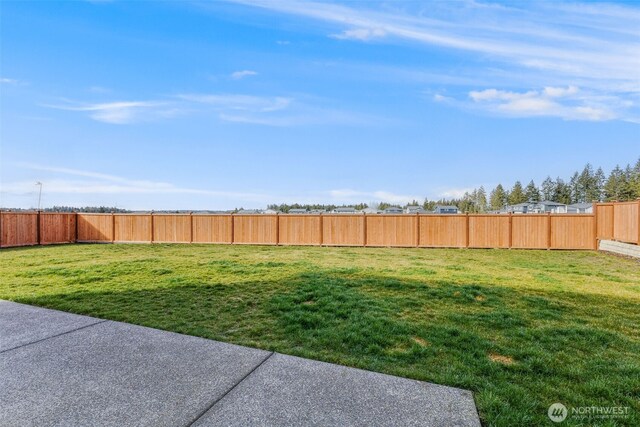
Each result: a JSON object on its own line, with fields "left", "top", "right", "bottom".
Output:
{"left": 2, "top": 201, "right": 639, "bottom": 250}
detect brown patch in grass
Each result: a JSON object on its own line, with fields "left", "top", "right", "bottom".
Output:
{"left": 412, "top": 336, "right": 430, "bottom": 346}
{"left": 302, "top": 300, "right": 315, "bottom": 305}
{"left": 475, "top": 295, "right": 486, "bottom": 301}
{"left": 453, "top": 291, "right": 461, "bottom": 297}
{"left": 489, "top": 353, "right": 515, "bottom": 365}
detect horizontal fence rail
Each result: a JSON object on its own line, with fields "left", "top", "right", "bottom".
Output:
{"left": 2, "top": 201, "right": 639, "bottom": 250}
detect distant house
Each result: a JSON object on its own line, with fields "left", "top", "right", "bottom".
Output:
{"left": 361, "top": 207, "right": 381, "bottom": 214}
{"left": 506, "top": 202, "right": 530, "bottom": 214}
{"left": 405, "top": 205, "right": 427, "bottom": 214}
{"left": 288, "top": 208, "right": 308, "bottom": 214}
{"left": 383, "top": 207, "right": 404, "bottom": 214}
{"left": 434, "top": 205, "right": 459, "bottom": 214}
{"left": 332, "top": 207, "right": 357, "bottom": 213}
{"left": 532, "top": 201, "right": 567, "bottom": 214}
{"left": 567, "top": 203, "right": 593, "bottom": 214}
{"left": 237, "top": 209, "right": 263, "bottom": 214}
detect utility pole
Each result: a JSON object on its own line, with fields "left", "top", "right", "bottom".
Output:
{"left": 35, "top": 182, "right": 43, "bottom": 210}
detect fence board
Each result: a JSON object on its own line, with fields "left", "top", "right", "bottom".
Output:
{"left": 40, "top": 213, "right": 76, "bottom": 245}
{"left": 233, "top": 215, "right": 278, "bottom": 245}
{"left": 613, "top": 201, "right": 639, "bottom": 244}
{"left": 279, "top": 215, "right": 321, "bottom": 245}
{"left": 419, "top": 215, "right": 467, "bottom": 247}
{"left": 77, "top": 214, "right": 113, "bottom": 242}
{"left": 551, "top": 215, "right": 595, "bottom": 249}
{"left": 365, "top": 215, "right": 417, "bottom": 247}
{"left": 153, "top": 215, "right": 191, "bottom": 243}
{"left": 511, "top": 215, "right": 548, "bottom": 249}
{"left": 192, "top": 215, "right": 233, "bottom": 243}
{"left": 596, "top": 204, "right": 614, "bottom": 241}
{"left": 0, "top": 212, "right": 38, "bottom": 247}
{"left": 468, "top": 215, "right": 510, "bottom": 248}
{"left": 114, "top": 214, "right": 152, "bottom": 242}
{"left": 322, "top": 215, "right": 365, "bottom": 246}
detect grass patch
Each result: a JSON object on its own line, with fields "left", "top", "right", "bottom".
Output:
{"left": 1, "top": 244, "right": 639, "bottom": 426}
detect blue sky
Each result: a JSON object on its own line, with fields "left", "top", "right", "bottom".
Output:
{"left": 1, "top": 0, "right": 638, "bottom": 210}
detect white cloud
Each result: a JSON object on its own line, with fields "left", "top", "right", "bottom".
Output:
{"left": 230, "top": 70, "right": 258, "bottom": 79}
{"left": 43, "top": 100, "right": 173, "bottom": 124}
{"left": 332, "top": 28, "right": 387, "bottom": 41}
{"left": 177, "top": 93, "right": 291, "bottom": 112}
{"left": 228, "top": 0, "right": 640, "bottom": 123}
{"left": 437, "top": 187, "right": 475, "bottom": 199}
{"left": 467, "top": 86, "right": 620, "bottom": 121}
{"left": 1, "top": 77, "right": 20, "bottom": 85}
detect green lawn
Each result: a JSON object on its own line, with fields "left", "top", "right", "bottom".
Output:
{"left": 1, "top": 244, "right": 639, "bottom": 426}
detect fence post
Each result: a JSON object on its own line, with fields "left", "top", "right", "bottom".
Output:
{"left": 74, "top": 212, "right": 79, "bottom": 243}
{"left": 415, "top": 212, "right": 420, "bottom": 247}
{"left": 36, "top": 210, "right": 41, "bottom": 245}
{"left": 230, "top": 214, "right": 235, "bottom": 244}
{"left": 508, "top": 213, "right": 513, "bottom": 249}
{"left": 319, "top": 213, "right": 323, "bottom": 246}
{"left": 275, "top": 213, "right": 280, "bottom": 246}
{"left": 547, "top": 212, "right": 552, "bottom": 250}
{"left": 0, "top": 211, "right": 3, "bottom": 248}
{"left": 111, "top": 212, "right": 116, "bottom": 243}
{"left": 465, "top": 213, "right": 470, "bottom": 248}
{"left": 362, "top": 213, "right": 367, "bottom": 246}
{"left": 189, "top": 212, "right": 194, "bottom": 244}
{"left": 592, "top": 201, "right": 598, "bottom": 250}
{"left": 150, "top": 212, "right": 154, "bottom": 244}
{"left": 637, "top": 199, "right": 640, "bottom": 245}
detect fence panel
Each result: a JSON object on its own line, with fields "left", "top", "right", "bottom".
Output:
{"left": 596, "top": 204, "right": 614, "bottom": 241}
{"left": 153, "top": 215, "right": 191, "bottom": 243}
{"left": 233, "top": 215, "right": 278, "bottom": 245}
{"left": 192, "top": 215, "right": 233, "bottom": 243}
{"left": 322, "top": 215, "right": 365, "bottom": 246}
{"left": 365, "top": 215, "right": 417, "bottom": 247}
{"left": 77, "top": 214, "right": 113, "bottom": 242}
{"left": 511, "top": 215, "right": 548, "bottom": 249}
{"left": 419, "top": 215, "right": 466, "bottom": 247}
{"left": 279, "top": 215, "right": 321, "bottom": 245}
{"left": 40, "top": 213, "right": 76, "bottom": 245}
{"left": 468, "top": 215, "right": 510, "bottom": 248}
{"left": 0, "top": 212, "right": 38, "bottom": 247}
{"left": 551, "top": 215, "right": 595, "bottom": 249}
{"left": 613, "top": 201, "right": 639, "bottom": 244}
{"left": 114, "top": 214, "right": 152, "bottom": 242}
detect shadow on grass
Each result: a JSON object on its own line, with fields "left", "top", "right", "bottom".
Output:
{"left": 8, "top": 268, "right": 640, "bottom": 427}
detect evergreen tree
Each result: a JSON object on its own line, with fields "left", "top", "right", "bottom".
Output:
{"left": 553, "top": 177, "right": 572, "bottom": 204}
{"left": 594, "top": 167, "right": 606, "bottom": 202}
{"left": 508, "top": 181, "right": 527, "bottom": 205}
{"left": 604, "top": 166, "right": 623, "bottom": 201}
{"left": 490, "top": 184, "right": 508, "bottom": 210}
{"left": 524, "top": 180, "right": 540, "bottom": 202}
{"left": 541, "top": 176, "right": 555, "bottom": 201}
{"left": 476, "top": 186, "right": 488, "bottom": 212}
{"left": 569, "top": 171, "right": 581, "bottom": 203}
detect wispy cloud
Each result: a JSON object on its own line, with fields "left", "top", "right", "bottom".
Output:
{"left": 6, "top": 163, "right": 269, "bottom": 201}
{"left": 43, "top": 100, "right": 178, "bottom": 124}
{"left": 228, "top": 0, "right": 640, "bottom": 123}
{"left": 1, "top": 77, "right": 25, "bottom": 85}
{"left": 230, "top": 70, "right": 258, "bottom": 79}
{"left": 467, "top": 86, "right": 617, "bottom": 121}
{"left": 328, "top": 189, "right": 420, "bottom": 204}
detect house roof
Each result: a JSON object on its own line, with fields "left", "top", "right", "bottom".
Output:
{"left": 568, "top": 203, "right": 593, "bottom": 209}
{"left": 537, "top": 200, "right": 566, "bottom": 206}
{"left": 435, "top": 205, "right": 458, "bottom": 209}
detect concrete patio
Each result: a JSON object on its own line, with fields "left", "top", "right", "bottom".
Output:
{"left": 0, "top": 300, "right": 481, "bottom": 426}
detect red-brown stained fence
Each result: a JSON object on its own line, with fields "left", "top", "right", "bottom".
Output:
{"left": 0, "top": 212, "right": 38, "bottom": 247}
{"left": 2, "top": 201, "right": 639, "bottom": 249}
{"left": 39, "top": 213, "right": 76, "bottom": 245}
